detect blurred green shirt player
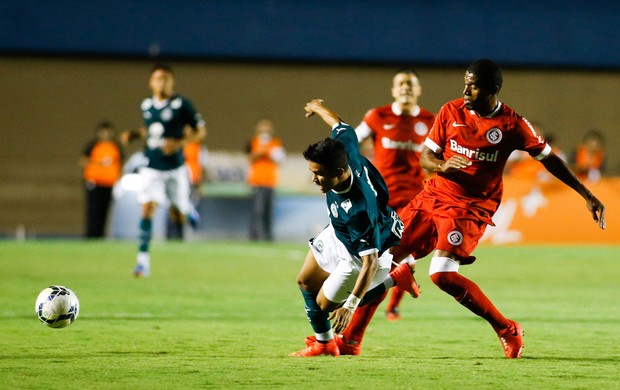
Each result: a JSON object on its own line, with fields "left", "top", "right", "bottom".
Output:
{"left": 122, "top": 64, "right": 206, "bottom": 277}
{"left": 141, "top": 94, "right": 203, "bottom": 171}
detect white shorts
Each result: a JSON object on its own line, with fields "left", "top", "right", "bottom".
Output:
{"left": 137, "top": 166, "right": 192, "bottom": 215}
{"left": 309, "top": 224, "right": 393, "bottom": 303}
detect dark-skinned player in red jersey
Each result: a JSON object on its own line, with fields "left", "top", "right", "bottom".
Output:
{"left": 333, "top": 59, "right": 606, "bottom": 358}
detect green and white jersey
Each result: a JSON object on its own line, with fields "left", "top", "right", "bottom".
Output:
{"left": 141, "top": 94, "right": 204, "bottom": 171}
{"left": 327, "top": 122, "right": 403, "bottom": 259}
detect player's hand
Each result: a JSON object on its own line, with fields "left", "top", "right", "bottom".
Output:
{"left": 587, "top": 195, "right": 606, "bottom": 230}
{"left": 441, "top": 155, "right": 472, "bottom": 172}
{"left": 329, "top": 307, "right": 353, "bottom": 334}
{"left": 304, "top": 99, "right": 325, "bottom": 118}
{"left": 162, "top": 139, "right": 183, "bottom": 155}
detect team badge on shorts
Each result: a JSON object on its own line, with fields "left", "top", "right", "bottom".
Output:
{"left": 447, "top": 230, "right": 463, "bottom": 246}
{"left": 486, "top": 128, "right": 503, "bottom": 144}
{"left": 315, "top": 239, "right": 324, "bottom": 253}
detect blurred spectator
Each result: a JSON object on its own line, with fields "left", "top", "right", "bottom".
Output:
{"left": 181, "top": 133, "right": 208, "bottom": 230}
{"left": 505, "top": 122, "right": 565, "bottom": 183}
{"left": 80, "top": 120, "right": 123, "bottom": 238}
{"left": 246, "top": 118, "right": 286, "bottom": 241}
{"left": 572, "top": 130, "right": 606, "bottom": 183}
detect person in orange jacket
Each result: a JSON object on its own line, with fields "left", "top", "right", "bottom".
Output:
{"left": 80, "top": 120, "right": 123, "bottom": 238}
{"left": 572, "top": 130, "right": 606, "bottom": 183}
{"left": 246, "top": 118, "right": 285, "bottom": 241}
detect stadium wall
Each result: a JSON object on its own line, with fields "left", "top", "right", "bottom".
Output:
{"left": 1, "top": 57, "right": 619, "bottom": 237}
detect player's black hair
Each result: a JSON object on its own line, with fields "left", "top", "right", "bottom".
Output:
{"left": 303, "top": 138, "right": 348, "bottom": 171}
{"left": 394, "top": 67, "right": 419, "bottom": 78}
{"left": 467, "top": 59, "right": 503, "bottom": 92}
{"left": 96, "top": 120, "right": 114, "bottom": 130}
{"left": 582, "top": 129, "right": 605, "bottom": 145}
{"left": 151, "top": 63, "right": 174, "bottom": 75}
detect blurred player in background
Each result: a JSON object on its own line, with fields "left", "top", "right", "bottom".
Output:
{"left": 572, "top": 129, "right": 606, "bottom": 183}
{"left": 353, "top": 68, "right": 435, "bottom": 325}
{"left": 167, "top": 131, "right": 207, "bottom": 237}
{"left": 122, "top": 64, "right": 207, "bottom": 277}
{"left": 246, "top": 118, "right": 286, "bottom": 241}
{"left": 289, "top": 99, "right": 418, "bottom": 357}
{"left": 80, "top": 120, "right": 123, "bottom": 238}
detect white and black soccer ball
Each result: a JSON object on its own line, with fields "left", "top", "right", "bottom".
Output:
{"left": 35, "top": 285, "right": 80, "bottom": 328}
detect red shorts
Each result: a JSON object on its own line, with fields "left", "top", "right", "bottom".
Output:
{"left": 398, "top": 191, "right": 488, "bottom": 264}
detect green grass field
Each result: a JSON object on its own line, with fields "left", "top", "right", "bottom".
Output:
{"left": 1, "top": 240, "right": 619, "bottom": 389}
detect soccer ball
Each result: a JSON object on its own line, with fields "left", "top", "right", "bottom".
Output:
{"left": 35, "top": 285, "right": 80, "bottom": 328}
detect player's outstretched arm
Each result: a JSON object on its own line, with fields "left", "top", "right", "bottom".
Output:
{"left": 304, "top": 99, "right": 342, "bottom": 128}
{"left": 541, "top": 152, "right": 606, "bottom": 230}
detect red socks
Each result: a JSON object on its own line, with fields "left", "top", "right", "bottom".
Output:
{"left": 342, "top": 290, "right": 388, "bottom": 343}
{"left": 386, "top": 287, "right": 405, "bottom": 313}
{"left": 430, "top": 271, "right": 511, "bottom": 332}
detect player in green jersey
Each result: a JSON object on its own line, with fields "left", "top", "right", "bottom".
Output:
{"left": 122, "top": 64, "right": 207, "bottom": 277}
{"left": 289, "top": 99, "right": 418, "bottom": 357}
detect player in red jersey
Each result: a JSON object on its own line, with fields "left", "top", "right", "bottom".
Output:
{"left": 356, "top": 68, "right": 435, "bottom": 210}
{"left": 333, "top": 59, "right": 606, "bottom": 358}
{"left": 357, "top": 68, "right": 435, "bottom": 319}
{"left": 398, "top": 59, "right": 605, "bottom": 358}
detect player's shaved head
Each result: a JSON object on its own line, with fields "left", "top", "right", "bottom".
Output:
{"left": 467, "top": 59, "right": 503, "bottom": 93}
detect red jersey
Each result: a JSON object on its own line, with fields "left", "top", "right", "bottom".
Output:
{"left": 424, "top": 98, "right": 550, "bottom": 223}
{"left": 356, "top": 103, "right": 436, "bottom": 208}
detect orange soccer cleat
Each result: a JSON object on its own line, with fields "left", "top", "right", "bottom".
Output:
{"left": 290, "top": 338, "right": 340, "bottom": 357}
{"left": 389, "top": 262, "right": 420, "bottom": 298}
{"left": 305, "top": 334, "right": 362, "bottom": 356}
{"left": 386, "top": 308, "right": 401, "bottom": 321}
{"left": 497, "top": 320, "right": 524, "bottom": 358}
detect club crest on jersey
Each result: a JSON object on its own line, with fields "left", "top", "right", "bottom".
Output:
{"left": 486, "top": 128, "right": 503, "bottom": 144}
{"left": 161, "top": 108, "right": 173, "bottom": 122}
{"left": 447, "top": 230, "right": 463, "bottom": 246}
{"left": 330, "top": 202, "right": 339, "bottom": 218}
{"left": 415, "top": 122, "right": 429, "bottom": 136}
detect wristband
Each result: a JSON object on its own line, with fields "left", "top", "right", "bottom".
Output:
{"left": 343, "top": 295, "right": 361, "bottom": 313}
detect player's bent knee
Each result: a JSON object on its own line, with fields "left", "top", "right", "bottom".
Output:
{"left": 317, "top": 298, "right": 339, "bottom": 312}
{"left": 296, "top": 276, "right": 311, "bottom": 291}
